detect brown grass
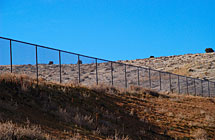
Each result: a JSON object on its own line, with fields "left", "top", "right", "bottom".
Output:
{"left": 170, "top": 64, "right": 191, "bottom": 76}
{"left": 0, "top": 121, "right": 45, "bottom": 140}
{"left": 0, "top": 73, "right": 215, "bottom": 139}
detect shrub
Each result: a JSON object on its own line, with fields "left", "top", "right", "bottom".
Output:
{"left": 73, "top": 113, "right": 94, "bottom": 129}
{"left": 77, "top": 60, "right": 82, "bottom": 64}
{"left": 48, "top": 61, "right": 54, "bottom": 65}
{"left": 205, "top": 48, "right": 214, "bottom": 53}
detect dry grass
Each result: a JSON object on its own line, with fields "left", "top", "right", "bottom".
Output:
{"left": 170, "top": 64, "right": 191, "bottom": 76}
{"left": 0, "top": 121, "right": 45, "bottom": 140}
{"left": 191, "top": 129, "right": 208, "bottom": 140}
{"left": 106, "top": 131, "right": 130, "bottom": 140}
{"left": 0, "top": 73, "right": 215, "bottom": 139}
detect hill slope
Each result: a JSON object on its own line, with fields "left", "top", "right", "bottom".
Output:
{"left": 0, "top": 73, "right": 215, "bottom": 139}
{"left": 1, "top": 53, "right": 215, "bottom": 97}
{"left": 122, "top": 52, "right": 215, "bottom": 81}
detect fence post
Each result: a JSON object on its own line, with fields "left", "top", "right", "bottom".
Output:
{"left": 148, "top": 68, "right": 151, "bottom": 88}
{"left": 111, "top": 62, "right": 113, "bottom": 86}
{"left": 214, "top": 82, "right": 215, "bottom": 97}
{"left": 169, "top": 73, "right": 171, "bottom": 92}
{"left": 159, "top": 71, "right": 161, "bottom": 90}
{"left": 96, "top": 58, "right": 98, "bottom": 85}
{"left": 137, "top": 67, "right": 140, "bottom": 86}
{"left": 125, "top": 64, "right": 127, "bottom": 88}
{"left": 78, "top": 55, "right": 81, "bottom": 83}
{"left": 208, "top": 81, "right": 210, "bottom": 97}
{"left": 201, "top": 80, "right": 203, "bottom": 96}
{"left": 178, "top": 75, "right": 180, "bottom": 94}
{"left": 10, "top": 40, "right": 12, "bottom": 73}
{"left": 35, "top": 45, "right": 39, "bottom": 86}
{"left": 143, "top": 68, "right": 145, "bottom": 88}
{"left": 59, "top": 50, "right": 62, "bottom": 83}
{"left": 194, "top": 78, "right": 196, "bottom": 96}
{"left": 186, "top": 77, "right": 189, "bottom": 94}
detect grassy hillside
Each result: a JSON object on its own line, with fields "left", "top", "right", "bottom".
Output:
{"left": 1, "top": 52, "right": 215, "bottom": 97}
{"left": 0, "top": 73, "right": 215, "bottom": 139}
{"left": 123, "top": 52, "right": 215, "bottom": 81}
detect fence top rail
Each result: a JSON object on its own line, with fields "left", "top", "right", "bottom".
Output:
{"left": 0, "top": 36, "right": 148, "bottom": 68}
{"left": 1, "top": 36, "right": 215, "bottom": 84}
{"left": 0, "top": 36, "right": 112, "bottom": 62}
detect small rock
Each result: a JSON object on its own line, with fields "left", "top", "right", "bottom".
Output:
{"left": 203, "top": 77, "right": 209, "bottom": 81}
{"left": 189, "top": 69, "right": 194, "bottom": 72}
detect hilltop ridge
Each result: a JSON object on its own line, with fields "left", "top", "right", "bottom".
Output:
{"left": 121, "top": 52, "right": 215, "bottom": 81}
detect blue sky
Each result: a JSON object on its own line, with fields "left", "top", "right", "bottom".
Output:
{"left": 0, "top": 0, "right": 215, "bottom": 62}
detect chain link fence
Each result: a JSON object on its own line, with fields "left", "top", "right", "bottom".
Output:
{"left": 0, "top": 36, "right": 214, "bottom": 97}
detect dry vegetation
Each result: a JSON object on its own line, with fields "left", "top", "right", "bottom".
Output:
{"left": 123, "top": 52, "right": 215, "bottom": 81}
{"left": 0, "top": 73, "right": 215, "bottom": 140}
{"left": 0, "top": 121, "right": 45, "bottom": 140}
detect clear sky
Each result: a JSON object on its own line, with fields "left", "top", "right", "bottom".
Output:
{"left": 0, "top": 0, "right": 215, "bottom": 61}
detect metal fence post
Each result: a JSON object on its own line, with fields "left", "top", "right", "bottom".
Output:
{"left": 111, "top": 62, "right": 113, "bottom": 86}
{"left": 194, "top": 78, "right": 196, "bottom": 96}
{"left": 159, "top": 71, "right": 161, "bottom": 90}
{"left": 143, "top": 68, "right": 145, "bottom": 88}
{"left": 59, "top": 50, "right": 62, "bottom": 83}
{"left": 169, "top": 73, "right": 171, "bottom": 92}
{"left": 78, "top": 55, "right": 81, "bottom": 83}
{"left": 201, "top": 80, "right": 203, "bottom": 96}
{"left": 148, "top": 68, "right": 151, "bottom": 88}
{"left": 208, "top": 81, "right": 210, "bottom": 97}
{"left": 35, "top": 45, "right": 39, "bottom": 86}
{"left": 10, "top": 40, "right": 12, "bottom": 73}
{"left": 137, "top": 67, "right": 140, "bottom": 86}
{"left": 178, "top": 75, "right": 180, "bottom": 94}
{"left": 214, "top": 82, "right": 215, "bottom": 97}
{"left": 96, "top": 58, "right": 98, "bottom": 85}
{"left": 186, "top": 77, "right": 188, "bottom": 94}
{"left": 125, "top": 64, "right": 127, "bottom": 88}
